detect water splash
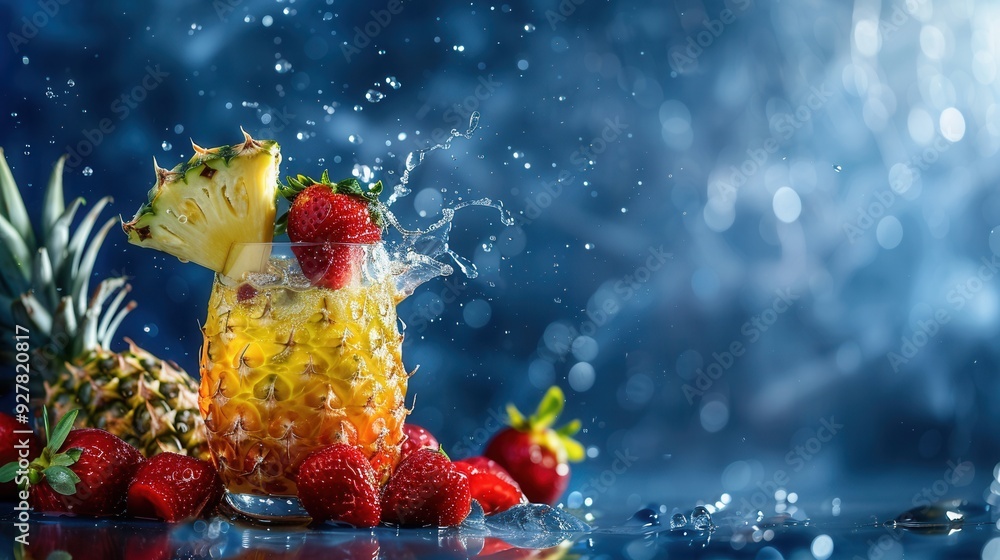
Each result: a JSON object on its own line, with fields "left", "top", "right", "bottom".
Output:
{"left": 385, "top": 112, "right": 481, "bottom": 207}
{"left": 377, "top": 111, "right": 512, "bottom": 296}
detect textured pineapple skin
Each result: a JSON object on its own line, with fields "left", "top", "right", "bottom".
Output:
{"left": 45, "top": 343, "right": 210, "bottom": 460}
{"left": 199, "top": 277, "right": 407, "bottom": 496}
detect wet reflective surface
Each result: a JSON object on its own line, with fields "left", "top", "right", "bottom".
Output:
{"left": 5, "top": 477, "right": 1000, "bottom": 559}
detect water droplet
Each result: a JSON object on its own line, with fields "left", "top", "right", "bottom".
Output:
{"left": 322, "top": 12, "right": 333, "bottom": 21}
{"left": 10, "top": 112, "right": 17, "bottom": 117}
{"left": 353, "top": 104, "right": 364, "bottom": 112}
{"left": 66, "top": 79, "right": 75, "bottom": 87}
{"left": 162, "top": 141, "right": 172, "bottom": 151}
{"left": 386, "top": 76, "right": 401, "bottom": 89}
{"left": 892, "top": 499, "right": 968, "bottom": 534}
{"left": 553, "top": 297, "right": 562, "bottom": 303}
{"left": 22, "top": 56, "right": 28, "bottom": 65}
{"left": 584, "top": 243, "right": 594, "bottom": 250}
{"left": 620, "top": 207, "right": 628, "bottom": 213}
{"left": 365, "top": 89, "right": 385, "bottom": 103}
{"left": 833, "top": 164, "right": 843, "bottom": 172}
{"left": 626, "top": 508, "right": 660, "bottom": 528}
{"left": 177, "top": 214, "right": 188, "bottom": 223}
{"left": 524, "top": 23, "right": 536, "bottom": 32}
{"left": 44, "top": 88, "right": 55, "bottom": 99}
{"left": 989, "top": 227, "right": 1000, "bottom": 255}
{"left": 670, "top": 513, "right": 687, "bottom": 529}
{"left": 348, "top": 134, "right": 362, "bottom": 144}
{"left": 275, "top": 60, "right": 292, "bottom": 73}
{"left": 82, "top": 167, "right": 93, "bottom": 177}
{"left": 262, "top": 15, "right": 273, "bottom": 27}
{"left": 690, "top": 505, "right": 713, "bottom": 530}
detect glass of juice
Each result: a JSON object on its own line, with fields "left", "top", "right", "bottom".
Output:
{"left": 198, "top": 241, "right": 407, "bottom": 521}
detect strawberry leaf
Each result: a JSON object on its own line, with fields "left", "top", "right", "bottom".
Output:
{"left": 43, "top": 465, "right": 80, "bottom": 496}
{"left": 556, "top": 418, "right": 581, "bottom": 437}
{"left": 274, "top": 211, "right": 289, "bottom": 236}
{"left": 47, "top": 409, "right": 79, "bottom": 452}
{"left": 561, "top": 435, "right": 585, "bottom": 463}
{"left": 506, "top": 403, "right": 528, "bottom": 430}
{"left": 48, "top": 448, "right": 81, "bottom": 467}
{"left": 335, "top": 178, "right": 363, "bottom": 196}
{"left": 529, "top": 386, "right": 564, "bottom": 431}
{"left": 42, "top": 406, "right": 51, "bottom": 445}
{"left": 0, "top": 461, "right": 18, "bottom": 483}
{"left": 320, "top": 169, "right": 330, "bottom": 184}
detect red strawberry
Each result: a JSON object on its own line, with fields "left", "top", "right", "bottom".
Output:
{"left": 281, "top": 173, "right": 384, "bottom": 290}
{"left": 0, "top": 409, "right": 144, "bottom": 516}
{"left": 296, "top": 443, "right": 381, "bottom": 527}
{"left": 483, "top": 386, "right": 584, "bottom": 506}
{"left": 400, "top": 423, "right": 440, "bottom": 458}
{"left": 0, "top": 411, "right": 40, "bottom": 498}
{"left": 381, "top": 449, "right": 471, "bottom": 527}
{"left": 127, "top": 452, "right": 222, "bottom": 522}
{"left": 454, "top": 456, "right": 525, "bottom": 515}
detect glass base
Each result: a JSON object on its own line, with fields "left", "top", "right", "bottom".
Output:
{"left": 223, "top": 492, "right": 312, "bottom": 523}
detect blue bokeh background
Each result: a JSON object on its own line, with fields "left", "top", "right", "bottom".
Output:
{"left": 3, "top": 0, "right": 1000, "bottom": 516}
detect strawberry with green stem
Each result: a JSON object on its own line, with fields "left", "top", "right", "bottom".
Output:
{"left": 0, "top": 408, "right": 144, "bottom": 516}
{"left": 483, "top": 386, "right": 584, "bottom": 506}
{"left": 277, "top": 172, "right": 385, "bottom": 290}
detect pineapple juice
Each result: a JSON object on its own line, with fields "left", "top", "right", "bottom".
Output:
{"left": 198, "top": 253, "right": 408, "bottom": 497}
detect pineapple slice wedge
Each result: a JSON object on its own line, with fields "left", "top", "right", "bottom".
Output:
{"left": 122, "top": 130, "right": 281, "bottom": 275}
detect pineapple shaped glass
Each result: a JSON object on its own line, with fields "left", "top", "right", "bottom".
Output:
{"left": 198, "top": 242, "right": 408, "bottom": 521}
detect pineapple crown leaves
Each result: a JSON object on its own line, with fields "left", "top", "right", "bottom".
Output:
{"left": 505, "top": 385, "right": 585, "bottom": 463}
{"left": 0, "top": 150, "right": 135, "bottom": 365}
{"left": 0, "top": 407, "right": 83, "bottom": 495}
{"left": 274, "top": 171, "right": 385, "bottom": 235}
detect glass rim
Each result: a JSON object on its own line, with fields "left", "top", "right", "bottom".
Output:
{"left": 231, "top": 241, "right": 380, "bottom": 248}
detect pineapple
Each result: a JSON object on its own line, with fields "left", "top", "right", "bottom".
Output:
{"left": 200, "top": 267, "right": 407, "bottom": 494}
{"left": 122, "top": 129, "right": 280, "bottom": 275}
{"left": 121, "top": 131, "right": 408, "bottom": 492}
{"left": 0, "top": 148, "right": 209, "bottom": 460}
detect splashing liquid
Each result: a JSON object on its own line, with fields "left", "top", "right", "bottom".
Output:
{"left": 379, "top": 112, "right": 513, "bottom": 297}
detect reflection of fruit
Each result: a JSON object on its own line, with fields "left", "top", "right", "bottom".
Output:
{"left": 454, "top": 456, "right": 525, "bottom": 515}
{"left": 0, "top": 412, "right": 39, "bottom": 498}
{"left": 0, "top": 150, "right": 209, "bottom": 461}
{"left": 22, "top": 411, "right": 144, "bottom": 516}
{"left": 123, "top": 131, "right": 281, "bottom": 275}
{"left": 484, "top": 386, "right": 584, "bottom": 505}
{"left": 400, "top": 423, "right": 440, "bottom": 458}
{"left": 296, "top": 443, "right": 380, "bottom": 527}
{"left": 127, "top": 452, "right": 222, "bottom": 522}
{"left": 381, "top": 449, "right": 471, "bottom": 527}
{"left": 282, "top": 174, "right": 384, "bottom": 289}
{"left": 26, "top": 522, "right": 122, "bottom": 560}
{"left": 200, "top": 271, "right": 408, "bottom": 493}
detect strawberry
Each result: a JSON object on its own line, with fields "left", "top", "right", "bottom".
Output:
{"left": 279, "top": 173, "right": 384, "bottom": 290}
{"left": 483, "top": 386, "right": 584, "bottom": 505}
{"left": 381, "top": 449, "right": 471, "bottom": 527}
{"left": 0, "top": 409, "right": 144, "bottom": 516}
{"left": 127, "top": 452, "right": 222, "bottom": 522}
{"left": 0, "top": 411, "right": 40, "bottom": 499}
{"left": 454, "top": 456, "right": 526, "bottom": 515}
{"left": 400, "top": 423, "right": 440, "bottom": 458}
{"left": 296, "top": 443, "right": 381, "bottom": 527}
